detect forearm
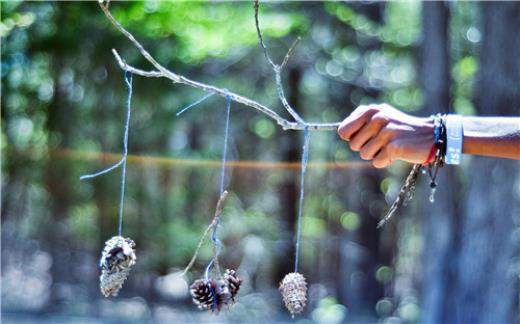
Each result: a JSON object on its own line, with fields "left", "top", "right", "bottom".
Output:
{"left": 462, "top": 117, "right": 520, "bottom": 160}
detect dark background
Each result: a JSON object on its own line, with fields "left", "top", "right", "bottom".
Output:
{"left": 2, "top": 1, "right": 519, "bottom": 323}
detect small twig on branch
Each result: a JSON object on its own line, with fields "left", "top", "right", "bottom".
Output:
{"left": 98, "top": 1, "right": 339, "bottom": 131}
{"left": 179, "top": 190, "right": 229, "bottom": 277}
{"left": 253, "top": 0, "right": 305, "bottom": 124}
{"left": 111, "top": 49, "right": 162, "bottom": 78}
{"left": 253, "top": 0, "right": 276, "bottom": 69}
{"left": 281, "top": 36, "right": 301, "bottom": 69}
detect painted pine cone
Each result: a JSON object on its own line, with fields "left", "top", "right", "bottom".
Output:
{"left": 279, "top": 272, "right": 307, "bottom": 316}
{"left": 224, "top": 269, "right": 242, "bottom": 302}
{"left": 190, "top": 278, "right": 233, "bottom": 313}
{"left": 99, "top": 236, "right": 136, "bottom": 297}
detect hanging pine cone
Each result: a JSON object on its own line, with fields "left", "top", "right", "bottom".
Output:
{"left": 99, "top": 236, "right": 136, "bottom": 297}
{"left": 190, "top": 277, "right": 234, "bottom": 313}
{"left": 215, "top": 278, "right": 232, "bottom": 311}
{"left": 279, "top": 272, "right": 307, "bottom": 317}
{"left": 190, "top": 279, "right": 216, "bottom": 311}
{"left": 224, "top": 269, "right": 242, "bottom": 302}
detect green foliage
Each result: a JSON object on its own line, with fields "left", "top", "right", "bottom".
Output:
{"left": 340, "top": 211, "right": 360, "bottom": 231}
{"left": 312, "top": 296, "right": 348, "bottom": 323}
{"left": 112, "top": 1, "right": 305, "bottom": 64}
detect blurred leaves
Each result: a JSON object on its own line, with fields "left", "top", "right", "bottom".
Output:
{"left": 111, "top": 1, "right": 306, "bottom": 64}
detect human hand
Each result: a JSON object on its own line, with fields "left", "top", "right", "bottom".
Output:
{"left": 337, "top": 104, "right": 434, "bottom": 168}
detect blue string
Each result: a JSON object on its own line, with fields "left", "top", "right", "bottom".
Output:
{"left": 294, "top": 126, "right": 310, "bottom": 273}
{"left": 218, "top": 95, "right": 231, "bottom": 196}
{"left": 210, "top": 285, "right": 217, "bottom": 312}
{"left": 118, "top": 72, "right": 133, "bottom": 236}
{"left": 79, "top": 71, "right": 133, "bottom": 237}
{"left": 79, "top": 158, "right": 124, "bottom": 180}
{"left": 204, "top": 259, "right": 214, "bottom": 280}
{"left": 206, "top": 94, "right": 231, "bottom": 278}
{"left": 176, "top": 93, "right": 214, "bottom": 117}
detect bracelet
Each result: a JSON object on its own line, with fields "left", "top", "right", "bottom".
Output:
{"left": 445, "top": 114, "right": 463, "bottom": 165}
{"left": 425, "top": 114, "right": 447, "bottom": 202}
{"left": 432, "top": 113, "right": 447, "bottom": 161}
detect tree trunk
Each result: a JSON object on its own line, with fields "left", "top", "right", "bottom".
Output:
{"left": 44, "top": 59, "right": 75, "bottom": 311}
{"left": 419, "top": 2, "right": 463, "bottom": 323}
{"left": 336, "top": 3, "right": 389, "bottom": 316}
{"left": 275, "top": 67, "right": 302, "bottom": 286}
{"left": 452, "top": 3, "right": 520, "bottom": 323}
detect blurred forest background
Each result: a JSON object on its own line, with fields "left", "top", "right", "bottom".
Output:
{"left": 2, "top": 1, "right": 519, "bottom": 323}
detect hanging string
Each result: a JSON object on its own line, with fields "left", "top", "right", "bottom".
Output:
{"left": 80, "top": 71, "right": 133, "bottom": 237}
{"left": 204, "top": 259, "right": 215, "bottom": 280}
{"left": 218, "top": 95, "right": 231, "bottom": 196}
{"left": 117, "top": 72, "right": 133, "bottom": 236}
{"left": 204, "top": 94, "right": 232, "bottom": 280}
{"left": 176, "top": 93, "right": 214, "bottom": 117}
{"left": 294, "top": 126, "right": 310, "bottom": 273}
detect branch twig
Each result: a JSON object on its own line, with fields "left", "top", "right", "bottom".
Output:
{"left": 253, "top": 0, "right": 305, "bottom": 124}
{"left": 179, "top": 190, "right": 229, "bottom": 277}
{"left": 99, "top": 1, "right": 339, "bottom": 131}
{"left": 281, "top": 37, "right": 301, "bottom": 69}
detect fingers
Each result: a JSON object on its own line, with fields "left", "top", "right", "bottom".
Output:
{"left": 349, "top": 113, "right": 390, "bottom": 151}
{"left": 359, "top": 129, "right": 392, "bottom": 160}
{"left": 338, "top": 103, "right": 435, "bottom": 168}
{"left": 337, "top": 105, "right": 380, "bottom": 141}
{"left": 372, "top": 143, "right": 400, "bottom": 168}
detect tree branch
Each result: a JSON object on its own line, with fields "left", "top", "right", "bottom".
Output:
{"left": 180, "top": 190, "right": 229, "bottom": 277}
{"left": 99, "top": 1, "right": 340, "bottom": 131}
{"left": 253, "top": 0, "right": 305, "bottom": 124}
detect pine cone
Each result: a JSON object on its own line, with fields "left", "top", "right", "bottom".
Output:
{"left": 224, "top": 269, "right": 242, "bottom": 302}
{"left": 279, "top": 272, "right": 307, "bottom": 316}
{"left": 99, "top": 236, "right": 136, "bottom": 297}
{"left": 190, "top": 279, "right": 216, "bottom": 311}
{"left": 190, "top": 277, "right": 234, "bottom": 313}
{"left": 215, "top": 278, "right": 232, "bottom": 311}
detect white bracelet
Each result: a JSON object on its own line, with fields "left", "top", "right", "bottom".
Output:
{"left": 445, "top": 114, "right": 463, "bottom": 165}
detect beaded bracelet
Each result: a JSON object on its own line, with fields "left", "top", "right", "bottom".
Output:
{"left": 424, "top": 114, "right": 446, "bottom": 202}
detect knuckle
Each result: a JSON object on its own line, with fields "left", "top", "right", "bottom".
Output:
{"left": 371, "top": 112, "right": 389, "bottom": 125}
{"left": 386, "top": 142, "right": 400, "bottom": 157}
{"left": 365, "top": 106, "right": 381, "bottom": 116}
{"left": 379, "top": 124, "right": 398, "bottom": 141}
{"left": 380, "top": 127, "right": 395, "bottom": 139}
{"left": 356, "top": 104, "right": 380, "bottom": 117}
